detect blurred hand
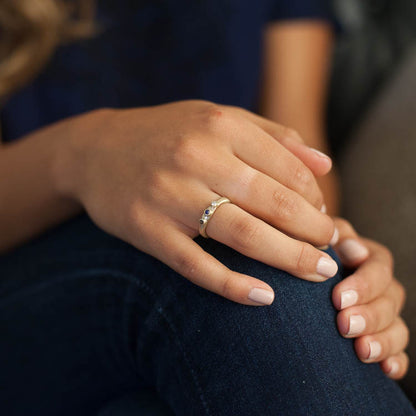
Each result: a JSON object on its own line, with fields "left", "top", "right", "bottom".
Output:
{"left": 56, "top": 100, "right": 339, "bottom": 306}
{"left": 332, "top": 218, "right": 409, "bottom": 379}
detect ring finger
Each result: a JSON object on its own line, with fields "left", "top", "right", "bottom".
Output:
{"left": 204, "top": 202, "right": 338, "bottom": 282}
{"left": 151, "top": 177, "right": 339, "bottom": 282}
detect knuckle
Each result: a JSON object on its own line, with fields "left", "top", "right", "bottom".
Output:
{"left": 175, "top": 252, "right": 200, "bottom": 280}
{"left": 294, "top": 243, "right": 311, "bottom": 274}
{"left": 172, "top": 134, "right": 203, "bottom": 169}
{"left": 238, "top": 166, "right": 259, "bottom": 190}
{"left": 334, "top": 218, "right": 354, "bottom": 236}
{"left": 200, "top": 103, "right": 230, "bottom": 131}
{"left": 313, "top": 191, "right": 325, "bottom": 211}
{"left": 282, "top": 126, "right": 301, "bottom": 140}
{"left": 293, "top": 164, "right": 314, "bottom": 193}
{"left": 229, "top": 216, "right": 260, "bottom": 252}
{"left": 221, "top": 273, "right": 234, "bottom": 299}
{"left": 271, "top": 189, "right": 297, "bottom": 222}
{"left": 147, "top": 170, "right": 169, "bottom": 199}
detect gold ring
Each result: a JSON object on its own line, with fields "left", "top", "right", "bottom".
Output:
{"left": 199, "top": 197, "right": 231, "bottom": 238}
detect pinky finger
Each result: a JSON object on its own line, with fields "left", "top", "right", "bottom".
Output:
{"left": 157, "top": 227, "right": 276, "bottom": 306}
{"left": 380, "top": 352, "right": 410, "bottom": 380}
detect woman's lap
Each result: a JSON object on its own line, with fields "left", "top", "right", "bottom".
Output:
{"left": 0, "top": 215, "right": 414, "bottom": 415}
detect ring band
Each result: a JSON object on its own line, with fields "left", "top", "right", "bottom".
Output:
{"left": 199, "top": 197, "right": 231, "bottom": 238}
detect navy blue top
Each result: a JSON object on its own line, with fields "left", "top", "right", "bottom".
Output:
{"left": 1, "top": 0, "right": 333, "bottom": 142}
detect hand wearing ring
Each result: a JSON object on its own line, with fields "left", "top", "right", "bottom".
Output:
{"left": 70, "top": 100, "right": 339, "bottom": 308}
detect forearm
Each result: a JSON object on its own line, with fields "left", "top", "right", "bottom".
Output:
{"left": 260, "top": 21, "right": 341, "bottom": 215}
{"left": 0, "top": 115, "right": 85, "bottom": 252}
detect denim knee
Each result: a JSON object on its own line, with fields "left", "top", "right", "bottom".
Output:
{"left": 1, "top": 217, "right": 413, "bottom": 415}
{"left": 141, "top": 237, "right": 414, "bottom": 415}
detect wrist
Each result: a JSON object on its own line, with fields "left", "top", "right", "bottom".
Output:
{"left": 52, "top": 108, "right": 115, "bottom": 204}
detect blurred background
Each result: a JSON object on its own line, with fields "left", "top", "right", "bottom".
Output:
{"left": 328, "top": 0, "right": 416, "bottom": 402}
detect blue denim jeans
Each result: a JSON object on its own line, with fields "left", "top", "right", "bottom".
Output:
{"left": 0, "top": 215, "right": 414, "bottom": 415}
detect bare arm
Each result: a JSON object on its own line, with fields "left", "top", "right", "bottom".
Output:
{"left": 260, "top": 20, "right": 340, "bottom": 215}
{"left": 0, "top": 115, "right": 87, "bottom": 252}
{"left": 0, "top": 101, "right": 344, "bottom": 307}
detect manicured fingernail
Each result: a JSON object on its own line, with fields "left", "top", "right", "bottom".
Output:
{"left": 388, "top": 360, "right": 400, "bottom": 376}
{"left": 338, "top": 239, "right": 369, "bottom": 262}
{"left": 348, "top": 315, "right": 366, "bottom": 335}
{"left": 310, "top": 148, "right": 331, "bottom": 160}
{"left": 330, "top": 227, "right": 339, "bottom": 246}
{"left": 248, "top": 288, "right": 274, "bottom": 305}
{"left": 340, "top": 290, "right": 358, "bottom": 309}
{"left": 316, "top": 257, "right": 338, "bottom": 278}
{"left": 368, "top": 341, "right": 382, "bottom": 360}
{"left": 320, "top": 204, "right": 327, "bottom": 214}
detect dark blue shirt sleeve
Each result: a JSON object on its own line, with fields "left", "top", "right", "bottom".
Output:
{"left": 268, "top": 0, "right": 335, "bottom": 23}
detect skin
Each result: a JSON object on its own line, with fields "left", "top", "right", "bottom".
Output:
{"left": 261, "top": 21, "right": 409, "bottom": 378}
{"left": 0, "top": 101, "right": 338, "bottom": 284}
{"left": 0, "top": 21, "right": 408, "bottom": 381}
{"left": 260, "top": 21, "right": 340, "bottom": 215}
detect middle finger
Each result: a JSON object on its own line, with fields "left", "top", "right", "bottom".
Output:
{"left": 205, "top": 202, "right": 338, "bottom": 282}
{"left": 205, "top": 154, "right": 336, "bottom": 247}
{"left": 229, "top": 115, "right": 325, "bottom": 209}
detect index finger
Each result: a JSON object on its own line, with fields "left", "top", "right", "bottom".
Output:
{"left": 223, "top": 109, "right": 326, "bottom": 210}
{"left": 224, "top": 105, "right": 332, "bottom": 177}
{"left": 154, "top": 226, "right": 276, "bottom": 306}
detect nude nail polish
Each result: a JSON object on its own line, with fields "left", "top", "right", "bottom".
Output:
{"left": 340, "top": 290, "right": 358, "bottom": 309}
{"left": 248, "top": 288, "right": 274, "bottom": 305}
{"left": 368, "top": 341, "right": 382, "bottom": 360}
{"left": 320, "top": 204, "right": 327, "bottom": 214}
{"left": 330, "top": 227, "right": 339, "bottom": 246}
{"left": 310, "top": 148, "right": 331, "bottom": 160}
{"left": 316, "top": 257, "right": 338, "bottom": 279}
{"left": 348, "top": 315, "right": 366, "bottom": 335}
{"left": 338, "top": 239, "right": 369, "bottom": 263}
{"left": 388, "top": 361, "right": 399, "bottom": 376}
